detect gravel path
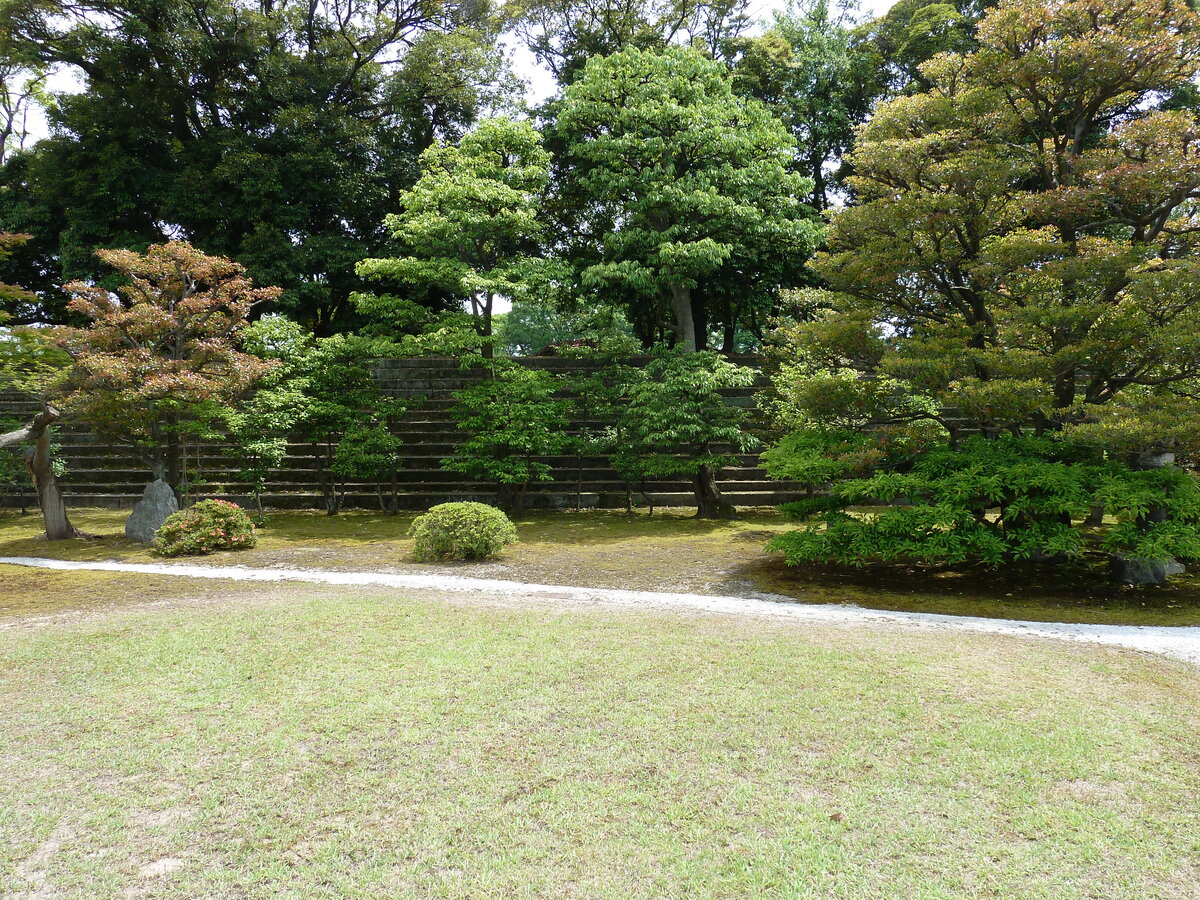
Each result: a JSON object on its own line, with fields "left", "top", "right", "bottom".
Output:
{"left": 4, "top": 555, "right": 1200, "bottom": 665}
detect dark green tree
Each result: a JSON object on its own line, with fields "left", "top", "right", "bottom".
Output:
{"left": 608, "top": 351, "right": 757, "bottom": 518}
{"left": 553, "top": 45, "right": 821, "bottom": 352}
{"left": 727, "top": 0, "right": 883, "bottom": 211}
{"left": 0, "top": 0, "right": 513, "bottom": 330}
{"left": 504, "top": 0, "right": 753, "bottom": 87}
{"left": 444, "top": 364, "right": 571, "bottom": 513}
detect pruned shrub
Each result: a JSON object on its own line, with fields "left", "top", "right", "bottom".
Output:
{"left": 410, "top": 501, "right": 518, "bottom": 561}
{"left": 153, "top": 499, "right": 257, "bottom": 557}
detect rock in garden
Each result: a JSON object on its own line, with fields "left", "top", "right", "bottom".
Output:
{"left": 125, "top": 479, "right": 179, "bottom": 543}
{"left": 1110, "top": 556, "right": 1186, "bottom": 586}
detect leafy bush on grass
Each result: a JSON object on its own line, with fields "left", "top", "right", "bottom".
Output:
{"left": 153, "top": 499, "right": 258, "bottom": 557}
{"left": 410, "top": 501, "right": 518, "bottom": 561}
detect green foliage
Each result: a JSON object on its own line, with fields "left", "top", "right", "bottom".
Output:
{"left": 152, "top": 499, "right": 257, "bottom": 557}
{"left": 494, "top": 302, "right": 639, "bottom": 357}
{"left": 604, "top": 351, "right": 757, "bottom": 515}
{"left": 762, "top": 429, "right": 885, "bottom": 488}
{"left": 505, "top": 0, "right": 753, "bottom": 86}
{"left": 764, "top": 0, "right": 1200, "bottom": 580}
{"left": 409, "top": 501, "right": 518, "bottom": 561}
{"left": 794, "top": 0, "right": 1200, "bottom": 448}
{"left": 0, "top": 415, "right": 29, "bottom": 504}
{"left": 0, "top": 0, "right": 510, "bottom": 329}
{"left": 444, "top": 365, "right": 571, "bottom": 512}
{"left": 237, "top": 316, "right": 406, "bottom": 515}
{"left": 554, "top": 45, "right": 821, "bottom": 350}
{"left": 358, "top": 119, "right": 556, "bottom": 355}
{"left": 727, "top": 0, "right": 884, "bottom": 209}
{"left": 331, "top": 425, "right": 403, "bottom": 513}
{"left": 768, "top": 435, "right": 1200, "bottom": 568}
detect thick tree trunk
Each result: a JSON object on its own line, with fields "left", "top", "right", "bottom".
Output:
{"left": 496, "top": 482, "right": 525, "bottom": 514}
{"left": 481, "top": 292, "right": 494, "bottom": 360}
{"left": 694, "top": 464, "right": 735, "bottom": 519}
{"left": 670, "top": 286, "right": 697, "bottom": 352}
{"left": 692, "top": 288, "right": 708, "bottom": 351}
{"left": 0, "top": 406, "right": 84, "bottom": 540}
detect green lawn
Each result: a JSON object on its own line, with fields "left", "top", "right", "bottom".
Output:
{"left": 4, "top": 507, "right": 1200, "bottom": 625}
{"left": 2, "top": 572, "right": 1199, "bottom": 898}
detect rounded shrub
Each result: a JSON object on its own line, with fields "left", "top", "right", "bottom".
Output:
{"left": 153, "top": 499, "right": 258, "bottom": 557}
{"left": 409, "top": 501, "right": 518, "bottom": 561}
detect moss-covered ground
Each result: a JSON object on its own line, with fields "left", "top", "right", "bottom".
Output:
{"left": 2, "top": 570, "right": 1199, "bottom": 898}
{"left": 4, "top": 507, "right": 1200, "bottom": 625}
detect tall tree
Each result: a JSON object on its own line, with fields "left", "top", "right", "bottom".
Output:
{"left": 358, "top": 118, "right": 554, "bottom": 358}
{"left": 727, "top": 0, "right": 882, "bottom": 210}
{"left": 505, "top": 0, "right": 753, "bottom": 87}
{"left": 858, "top": 0, "right": 992, "bottom": 92}
{"left": 766, "top": 0, "right": 1200, "bottom": 580}
{"left": 0, "top": 231, "right": 78, "bottom": 538}
{"left": 553, "top": 45, "right": 821, "bottom": 351}
{"left": 0, "top": 0, "right": 513, "bottom": 330}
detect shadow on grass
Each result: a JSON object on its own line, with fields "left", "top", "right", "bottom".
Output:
{"left": 739, "top": 554, "right": 1200, "bottom": 627}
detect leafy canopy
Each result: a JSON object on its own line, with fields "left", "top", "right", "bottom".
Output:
{"left": 358, "top": 118, "right": 556, "bottom": 354}
{"left": 554, "top": 45, "right": 821, "bottom": 350}
{"left": 766, "top": 0, "right": 1200, "bottom": 573}
{"left": 57, "top": 242, "right": 277, "bottom": 482}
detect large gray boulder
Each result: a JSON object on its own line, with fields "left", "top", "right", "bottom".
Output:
{"left": 125, "top": 479, "right": 179, "bottom": 543}
{"left": 1110, "top": 555, "right": 1186, "bottom": 586}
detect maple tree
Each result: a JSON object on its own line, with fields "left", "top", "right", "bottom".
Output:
{"left": 57, "top": 242, "right": 278, "bottom": 498}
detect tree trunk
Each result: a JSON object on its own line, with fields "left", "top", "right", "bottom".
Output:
{"left": 481, "top": 292, "right": 494, "bottom": 360}
{"left": 694, "top": 464, "right": 735, "bottom": 519}
{"left": 692, "top": 288, "right": 708, "bottom": 351}
{"left": 0, "top": 406, "right": 84, "bottom": 540}
{"left": 721, "top": 305, "right": 736, "bottom": 355}
{"left": 670, "top": 286, "right": 697, "bottom": 352}
{"left": 496, "top": 482, "right": 525, "bottom": 514}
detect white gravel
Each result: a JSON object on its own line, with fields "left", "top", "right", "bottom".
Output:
{"left": 3, "top": 555, "right": 1200, "bottom": 665}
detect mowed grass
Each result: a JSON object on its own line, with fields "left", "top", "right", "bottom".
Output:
{"left": 2, "top": 572, "right": 1199, "bottom": 898}
{"left": 5, "top": 507, "right": 1200, "bottom": 625}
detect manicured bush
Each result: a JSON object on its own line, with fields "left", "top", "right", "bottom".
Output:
{"left": 410, "top": 502, "right": 518, "bottom": 561}
{"left": 153, "top": 499, "right": 258, "bottom": 557}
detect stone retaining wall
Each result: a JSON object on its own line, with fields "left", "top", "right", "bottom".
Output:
{"left": 0, "top": 356, "right": 808, "bottom": 512}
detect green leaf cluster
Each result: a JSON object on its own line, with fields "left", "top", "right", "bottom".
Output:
{"left": 768, "top": 435, "right": 1200, "bottom": 568}
{"left": 444, "top": 364, "right": 572, "bottom": 511}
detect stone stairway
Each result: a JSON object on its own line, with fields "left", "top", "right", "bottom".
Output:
{"left": 0, "top": 356, "right": 809, "bottom": 511}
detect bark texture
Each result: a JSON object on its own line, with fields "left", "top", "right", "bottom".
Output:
{"left": 0, "top": 405, "right": 85, "bottom": 540}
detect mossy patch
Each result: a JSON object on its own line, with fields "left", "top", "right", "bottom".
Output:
{"left": 4, "top": 507, "right": 1200, "bottom": 625}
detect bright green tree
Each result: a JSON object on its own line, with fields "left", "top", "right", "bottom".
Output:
{"left": 358, "top": 118, "right": 554, "bottom": 358}
{"left": 235, "top": 316, "right": 406, "bottom": 516}
{"left": 608, "top": 351, "right": 757, "bottom": 518}
{"left": 444, "top": 364, "right": 571, "bottom": 513}
{"left": 767, "top": 0, "right": 1200, "bottom": 582}
{"left": 554, "top": 45, "right": 821, "bottom": 352}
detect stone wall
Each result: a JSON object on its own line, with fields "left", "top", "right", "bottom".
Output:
{"left": 0, "top": 356, "right": 808, "bottom": 511}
